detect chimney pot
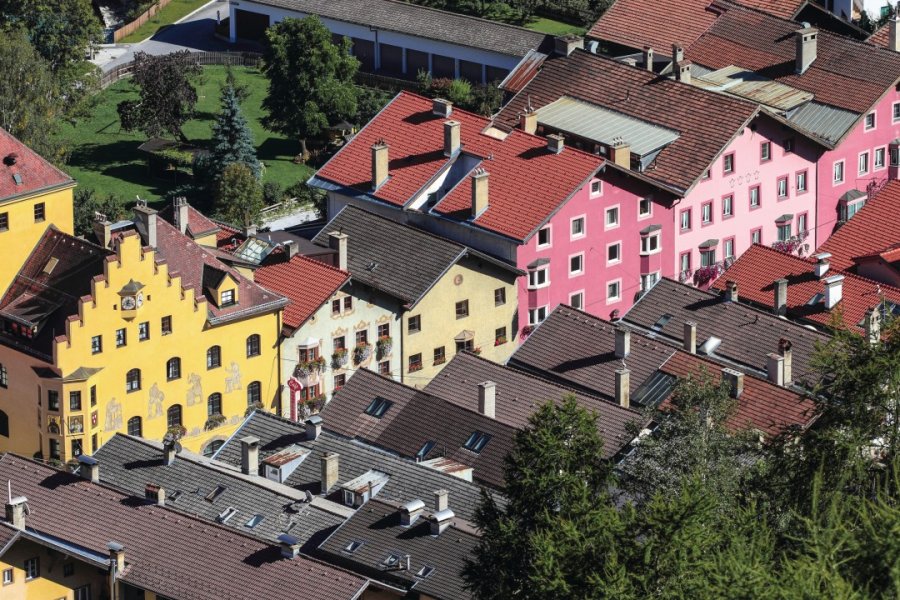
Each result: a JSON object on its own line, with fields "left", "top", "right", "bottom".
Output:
{"left": 725, "top": 280, "right": 739, "bottom": 303}
{"left": 321, "top": 452, "right": 339, "bottom": 494}
{"left": 865, "top": 307, "right": 882, "bottom": 345}
{"left": 779, "top": 338, "right": 793, "bottom": 385}
{"left": 432, "top": 98, "right": 453, "bottom": 118}
{"left": 328, "top": 231, "right": 348, "bottom": 271}
{"left": 471, "top": 168, "right": 489, "bottom": 218}
{"left": 444, "top": 120, "right": 460, "bottom": 157}
{"left": 615, "top": 368, "right": 630, "bottom": 408}
{"left": 683, "top": 321, "right": 697, "bottom": 354}
{"left": 519, "top": 109, "right": 537, "bottom": 135}
{"left": 278, "top": 534, "right": 301, "bottom": 559}
{"left": 767, "top": 353, "right": 785, "bottom": 386}
{"left": 722, "top": 368, "right": 744, "bottom": 398}
{"left": 547, "top": 134, "right": 564, "bottom": 154}
{"left": 672, "top": 43, "right": 684, "bottom": 65}
{"left": 813, "top": 252, "right": 831, "bottom": 278}
{"left": 108, "top": 542, "right": 126, "bottom": 575}
{"left": 643, "top": 45, "right": 654, "bottom": 71}
{"left": 554, "top": 34, "right": 584, "bottom": 56}
{"left": 283, "top": 239, "right": 299, "bottom": 259}
{"left": 145, "top": 483, "right": 166, "bottom": 506}
{"left": 240, "top": 435, "right": 260, "bottom": 475}
{"left": 795, "top": 26, "right": 818, "bottom": 74}
{"left": 162, "top": 438, "right": 177, "bottom": 466}
{"left": 610, "top": 138, "right": 630, "bottom": 168}
{"left": 675, "top": 60, "right": 692, "bottom": 84}
{"left": 371, "top": 140, "right": 389, "bottom": 190}
{"left": 92, "top": 214, "right": 112, "bottom": 249}
{"left": 774, "top": 278, "right": 788, "bottom": 316}
{"left": 305, "top": 414, "right": 323, "bottom": 440}
{"left": 78, "top": 454, "right": 100, "bottom": 483}
{"left": 478, "top": 381, "right": 496, "bottom": 419}
{"left": 824, "top": 274, "right": 844, "bottom": 309}
{"left": 614, "top": 327, "right": 631, "bottom": 359}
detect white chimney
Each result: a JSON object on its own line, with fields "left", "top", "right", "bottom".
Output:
{"left": 615, "top": 368, "right": 630, "bottom": 408}
{"left": 329, "top": 231, "right": 348, "bottom": 271}
{"left": 400, "top": 499, "right": 425, "bottom": 526}
{"left": 321, "top": 452, "right": 339, "bottom": 493}
{"left": 767, "top": 353, "right": 785, "bottom": 386}
{"left": 478, "top": 381, "right": 496, "bottom": 419}
{"left": 108, "top": 542, "right": 126, "bottom": 575}
{"left": 865, "top": 307, "right": 882, "bottom": 344}
{"left": 614, "top": 327, "right": 630, "bottom": 359}
{"left": 5, "top": 496, "right": 27, "bottom": 530}
{"left": 892, "top": 6, "right": 900, "bottom": 52}
{"left": 430, "top": 508, "right": 454, "bottom": 535}
{"left": 133, "top": 202, "right": 157, "bottom": 248}
{"left": 725, "top": 280, "right": 739, "bottom": 303}
{"left": 432, "top": 98, "right": 453, "bottom": 118}
{"left": 795, "top": 25, "right": 818, "bottom": 74}
{"left": 78, "top": 455, "right": 99, "bottom": 483}
{"left": 163, "top": 438, "right": 177, "bottom": 466}
{"left": 278, "top": 534, "right": 301, "bottom": 559}
{"left": 372, "top": 140, "right": 389, "bottom": 190}
{"left": 774, "top": 278, "right": 788, "bottom": 316}
{"left": 554, "top": 34, "right": 584, "bottom": 56}
{"left": 721, "top": 368, "right": 744, "bottom": 398}
{"left": 434, "top": 489, "right": 449, "bottom": 512}
{"left": 643, "top": 45, "right": 654, "bottom": 71}
{"left": 519, "top": 109, "right": 537, "bottom": 135}
{"left": 444, "top": 120, "right": 460, "bottom": 157}
{"left": 675, "top": 60, "right": 692, "bottom": 84}
{"left": 824, "top": 274, "right": 844, "bottom": 309}
{"left": 471, "top": 168, "right": 489, "bottom": 218}
{"left": 174, "top": 196, "right": 189, "bottom": 234}
{"left": 283, "top": 239, "right": 299, "bottom": 259}
{"left": 547, "top": 134, "right": 564, "bottom": 154}
{"left": 779, "top": 338, "right": 793, "bottom": 385}
{"left": 672, "top": 43, "right": 684, "bottom": 65}
{"left": 813, "top": 252, "right": 831, "bottom": 278}
{"left": 240, "top": 435, "right": 260, "bottom": 475}
{"left": 305, "top": 414, "right": 323, "bottom": 440}
{"left": 683, "top": 321, "right": 697, "bottom": 354}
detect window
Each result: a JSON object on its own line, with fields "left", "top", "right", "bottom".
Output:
{"left": 416, "top": 440, "right": 436, "bottom": 460}
{"left": 0, "top": 212, "right": 7, "bottom": 232}
{"left": 378, "top": 361, "right": 390, "bottom": 375}
{"left": 700, "top": 248, "right": 716, "bottom": 267}
{"left": 0, "top": 364, "right": 6, "bottom": 388}
{"left": 365, "top": 397, "right": 393, "bottom": 418}
{"left": 433, "top": 346, "right": 446, "bottom": 365}
{"left": 641, "top": 232, "right": 660, "bottom": 255}
{"left": 71, "top": 438, "right": 82, "bottom": 458}
{"left": 167, "top": 405, "right": 182, "bottom": 428}
{"left": 115, "top": 328, "right": 126, "bottom": 347}
{"left": 701, "top": 202, "right": 712, "bottom": 224}
{"left": 333, "top": 374, "right": 346, "bottom": 390}
{"left": 569, "top": 253, "right": 584, "bottom": 275}
{"left": 796, "top": 170, "right": 808, "bottom": 193}
{"left": 777, "top": 177, "right": 788, "bottom": 199}
{"left": 537, "top": 226, "right": 551, "bottom": 247}
{"left": 570, "top": 216, "right": 585, "bottom": 239}
{"left": 846, "top": 199, "right": 865, "bottom": 220}
{"left": 680, "top": 209, "right": 691, "bottom": 230}
{"left": 126, "top": 368, "right": 141, "bottom": 392}
{"left": 527, "top": 266, "right": 549, "bottom": 289}
{"left": 127, "top": 416, "right": 142, "bottom": 437}
{"left": 798, "top": 213, "right": 808, "bottom": 235}
{"left": 638, "top": 197, "right": 652, "bottom": 218}
{"left": 859, "top": 151, "right": 870, "bottom": 175}
{"left": 205, "top": 484, "right": 226, "bottom": 502}
{"left": 207, "top": 345, "right": 221, "bottom": 369}
{"left": 207, "top": 393, "right": 222, "bottom": 416}
{"left": 641, "top": 272, "right": 659, "bottom": 292}
{"left": 894, "top": 102, "right": 900, "bottom": 122}
{"left": 161, "top": 315, "right": 172, "bottom": 335}
{"left": 833, "top": 160, "right": 844, "bottom": 183}
{"left": 778, "top": 222, "right": 792, "bottom": 242}
{"left": 721, "top": 194, "right": 733, "bottom": 218}
{"left": 91, "top": 335, "right": 102, "bottom": 354}
{"left": 331, "top": 299, "right": 341, "bottom": 315}
{"left": 723, "top": 153, "right": 735, "bottom": 174}
{"left": 355, "top": 329, "right": 368, "bottom": 345}
{"left": 416, "top": 565, "right": 436, "bottom": 579}
{"left": 69, "top": 391, "right": 81, "bottom": 411}
{"left": 408, "top": 353, "right": 423, "bottom": 372}
{"left": 48, "top": 390, "right": 59, "bottom": 411}
{"left": 203, "top": 440, "right": 224, "bottom": 458}
{"left": 590, "top": 179, "right": 602, "bottom": 196}
{"left": 75, "top": 585, "right": 91, "bottom": 600}
{"left": 90, "top": 385, "right": 96, "bottom": 407}
{"left": 464, "top": 431, "right": 491, "bottom": 453}
{"left": 751, "top": 228, "right": 762, "bottom": 244}
{"left": 377, "top": 323, "right": 390, "bottom": 339}
{"left": 749, "top": 185, "right": 760, "bottom": 208}
{"left": 241, "top": 381, "right": 260, "bottom": 408}
{"left": 455, "top": 300, "right": 469, "bottom": 319}
{"left": 724, "top": 237, "right": 735, "bottom": 260}
{"left": 701, "top": 168, "right": 710, "bottom": 179}
{"left": 34, "top": 203, "right": 45, "bottom": 222}
{"left": 245, "top": 514, "right": 265, "bottom": 529}
{"left": 783, "top": 138, "right": 795, "bottom": 154}
{"left": 408, "top": 315, "right": 421, "bottom": 334}
{"left": 605, "top": 206, "right": 620, "bottom": 228}
{"left": 607, "top": 280, "right": 621, "bottom": 302}
{"left": 456, "top": 338, "right": 474, "bottom": 354}
{"left": 167, "top": 357, "right": 181, "bottom": 380}
{"left": 2, "top": 568, "right": 11, "bottom": 585}
{"left": 679, "top": 252, "right": 691, "bottom": 277}
{"left": 344, "top": 540, "right": 363, "bottom": 553}
{"left": 607, "top": 242, "right": 621, "bottom": 264}
{"left": 333, "top": 335, "right": 346, "bottom": 351}
{"left": 24, "top": 557, "right": 38, "bottom": 581}
{"left": 494, "top": 287, "right": 506, "bottom": 306}
{"left": 495, "top": 326, "right": 507, "bottom": 344}
{"left": 246, "top": 334, "right": 261, "bottom": 357}
{"left": 220, "top": 289, "right": 235, "bottom": 307}
{"left": 865, "top": 111, "right": 876, "bottom": 131}
{"left": 49, "top": 439, "right": 60, "bottom": 460}
{"left": 760, "top": 141, "right": 771, "bottom": 162}
{"left": 528, "top": 306, "right": 547, "bottom": 326}
{"left": 876, "top": 147, "right": 886, "bottom": 169}
{"left": 0, "top": 410, "right": 7, "bottom": 438}
{"left": 343, "top": 296, "right": 352, "bottom": 311}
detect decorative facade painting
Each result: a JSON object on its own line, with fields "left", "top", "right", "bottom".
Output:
{"left": 104, "top": 398, "right": 123, "bottom": 432}
{"left": 148, "top": 383, "right": 165, "bottom": 419}
{"left": 186, "top": 373, "right": 202, "bottom": 406}
{"left": 68, "top": 415, "right": 84, "bottom": 434}
{"left": 225, "top": 362, "right": 242, "bottom": 393}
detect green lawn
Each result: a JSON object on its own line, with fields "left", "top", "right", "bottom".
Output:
{"left": 524, "top": 17, "right": 586, "bottom": 36}
{"left": 119, "top": 0, "right": 212, "bottom": 44}
{"left": 57, "top": 66, "right": 313, "bottom": 206}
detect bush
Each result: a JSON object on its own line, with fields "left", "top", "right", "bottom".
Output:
{"left": 263, "top": 181, "right": 283, "bottom": 205}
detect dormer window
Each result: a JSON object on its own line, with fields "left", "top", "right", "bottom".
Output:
{"left": 221, "top": 289, "right": 235, "bottom": 307}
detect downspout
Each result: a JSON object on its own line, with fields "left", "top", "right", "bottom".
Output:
{"left": 276, "top": 310, "right": 283, "bottom": 418}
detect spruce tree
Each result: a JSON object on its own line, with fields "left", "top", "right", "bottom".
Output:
{"left": 210, "top": 83, "right": 261, "bottom": 180}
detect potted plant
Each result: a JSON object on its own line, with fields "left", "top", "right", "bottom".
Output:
{"left": 693, "top": 264, "right": 722, "bottom": 288}
{"left": 245, "top": 400, "right": 264, "bottom": 417}
{"left": 376, "top": 335, "right": 393, "bottom": 357}
{"left": 494, "top": 335, "right": 507, "bottom": 346}
{"left": 205, "top": 413, "right": 227, "bottom": 431}
{"left": 473, "top": 346, "right": 482, "bottom": 355}
{"left": 353, "top": 342, "right": 372, "bottom": 364}
{"left": 332, "top": 348, "right": 348, "bottom": 369}
{"left": 167, "top": 424, "right": 187, "bottom": 440}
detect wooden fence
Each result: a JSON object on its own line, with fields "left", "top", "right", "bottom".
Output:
{"left": 113, "top": 0, "right": 175, "bottom": 43}
{"left": 99, "top": 51, "right": 263, "bottom": 88}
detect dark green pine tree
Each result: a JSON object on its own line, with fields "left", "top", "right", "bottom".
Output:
{"left": 210, "top": 82, "right": 261, "bottom": 180}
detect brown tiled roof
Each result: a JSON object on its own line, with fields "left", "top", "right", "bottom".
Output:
{"left": 495, "top": 50, "right": 760, "bottom": 194}
{"left": 869, "top": 22, "right": 891, "bottom": 48}
{"left": 424, "top": 352, "right": 641, "bottom": 456}
{"left": 158, "top": 202, "right": 221, "bottom": 238}
{"left": 0, "top": 454, "right": 368, "bottom": 600}
{"left": 508, "top": 305, "right": 676, "bottom": 402}
{"left": 0, "top": 127, "right": 73, "bottom": 202}
{"left": 623, "top": 277, "right": 830, "bottom": 384}
{"left": 735, "top": 0, "right": 806, "bottom": 18}
{"left": 588, "top": 0, "right": 722, "bottom": 51}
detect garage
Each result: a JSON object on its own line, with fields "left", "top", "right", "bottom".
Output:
{"left": 234, "top": 9, "right": 269, "bottom": 41}
{"left": 379, "top": 43, "right": 404, "bottom": 76}
{"left": 352, "top": 38, "right": 376, "bottom": 72}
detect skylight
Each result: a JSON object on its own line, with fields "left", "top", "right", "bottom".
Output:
{"left": 205, "top": 484, "right": 226, "bottom": 502}
{"left": 464, "top": 431, "right": 491, "bottom": 453}
{"left": 806, "top": 293, "right": 824, "bottom": 306}
{"left": 217, "top": 507, "right": 237, "bottom": 524}
{"left": 364, "top": 397, "right": 393, "bottom": 418}
{"left": 245, "top": 514, "right": 265, "bottom": 529}
{"left": 344, "top": 540, "right": 363, "bottom": 553}
{"left": 416, "top": 565, "right": 435, "bottom": 578}
{"left": 416, "top": 440, "right": 436, "bottom": 461}
{"left": 382, "top": 554, "right": 402, "bottom": 567}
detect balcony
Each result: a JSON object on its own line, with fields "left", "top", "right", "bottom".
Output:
{"left": 294, "top": 357, "right": 325, "bottom": 387}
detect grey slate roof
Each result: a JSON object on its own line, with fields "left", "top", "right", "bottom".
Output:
{"left": 93, "top": 434, "right": 346, "bottom": 549}
{"left": 622, "top": 277, "right": 829, "bottom": 384}
{"left": 215, "top": 410, "right": 498, "bottom": 522}
{"left": 244, "top": 0, "right": 545, "bottom": 57}
{"left": 424, "top": 352, "right": 642, "bottom": 457}
{"left": 319, "top": 498, "right": 478, "bottom": 600}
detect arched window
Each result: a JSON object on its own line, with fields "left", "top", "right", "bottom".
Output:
{"left": 0, "top": 409, "right": 8, "bottom": 437}
{"left": 246, "top": 334, "right": 261, "bottom": 357}
{"left": 127, "top": 416, "right": 142, "bottom": 437}
{"left": 203, "top": 439, "right": 224, "bottom": 458}
{"left": 247, "top": 381, "right": 261, "bottom": 406}
{"left": 207, "top": 345, "right": 221, "bottom": 369}
{"left": 126, "top": 368, "right": 141, "bottom": 392}
{"left": 207, "top": 393, "right": 222, "bottom": 417}
{"left": 167, "top": 404, "right": 182, "bottom": 428}
{"left": 166, "top": 357, "right": 181, "bottom": 380}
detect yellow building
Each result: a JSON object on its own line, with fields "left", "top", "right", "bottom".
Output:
{"left": 0, "top": 198, "right": 286, "bottom": 463}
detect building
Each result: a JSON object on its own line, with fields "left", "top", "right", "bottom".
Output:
{"left": 227, "top": 0, "right": 546, "bottom": 83}
{"left": 0, "top": 453, "right": 371, "bottom": 600}
{"left": 309, "top": 205, "right": 521, "bottom": 383}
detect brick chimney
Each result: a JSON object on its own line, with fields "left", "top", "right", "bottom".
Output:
{"left": 305, "top": 414, "right": 323, "bottom": 440}
{"left": 547, "top": 134, "right": 564, "bottom": 154}
{"left": 643, "top": 46, "right": 654, "bottom": 71}
{"left": 813, "top": 252, "right": 831, "bottom": 278}
{"left": 432, "top": 98, "right": 453, "bottom": 118}
{"left": 240, "top": 435, "right": 260, "bottom": 475}
{"left": 683, "top": 321, "right": 697, "bottom": 354}
{"left": 774, "top": 278, "right": 788, "bottom": 316}
{"left": 767, "top": 353, "right": 785, "bottom": 386}
{"left": 444, "top": 120, "right": 460, "bottom": 157}
{"left": 174, "top": 196, "right": 189, "bottom": 234}
{"left": 478, "top": 381, "right": 496, "bottom": 419}
{"left": 865, "top": 307, "right": 882, "bottom": 344}
{"left": 132, "top": 201, "right": 158, "bottom": 248}
{"left": 145, "top": 483, "right": 165, "bottom": 506}
{"left": 328, "top": 231, "right": 348, "bottom": 271}
{"left": 471, "top": 168, "right": 489, "bottom": 217}
{"left": 519, "top": 109, "right": 537, "bottom": 135}
{"left": 824, "top": 274, "right": 844, "bottom": 309}
{"left": 93, "top": 214, "right": 112, "bottom": 248}
{"left": 615, "top": 368, "right": 630, "bottom": 408}
{"left": 78, "top": 454, "right": 99, "bottom": 483}
{"left": 321, "top": 452, "right": 339, "bottom": 493}
{"left": 554, "top": 34, "right": 583, "bottom": 56}
{"left": 371, "top": 140, "right": 389, "bottom": 190}
{"left": 795, "top": 25, "right": 818, "bottom": 74}
{"left": 779, "top": 338, "right": 793, "bottom": 385}
{"left": 721, "top": 368, "right": 744, "bottom": 399}
{"left": 614, "top": 327, "right": 630, "bottom": 358}
{"left": 5, "top": 496, "right": 27, "bottom": 530}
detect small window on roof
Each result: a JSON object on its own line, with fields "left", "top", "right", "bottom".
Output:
{"left": 245, "top": 514, "right": 265, "bottom": 529}
{"left": 169, "top": 490, "right": 183, "bottom": 501}
{"left": 416, "top": 565, "right": 435, "bottom": 578}
{"left": 365, "top": 397, "right": 393, "bottom": 418}
{"left": 42, "top": 257, "right": 58, "bottom": 275}
{"left": 807, "top": 293, "right": 824, "bottom": 306}
{"left": 344, "top": 540, "right": 363, "bottom": 554}
{"left": 217, "top": 507, "right": 237, "bottom": 523}
{"left": 416, "top": 440, "right": 436, "bottom": 460}
{"left": 205, "top": 484, "right": 226, "bottom": 502}
{"left": 383, "top": 554, "right": 402, "bottom": 568}
{"left": 464, "top": 431, "right": 491, "bottom": 453}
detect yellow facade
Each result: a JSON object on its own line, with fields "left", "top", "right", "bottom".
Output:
{"left": 401, "top": 257, "right": 518, "bottom": 387}
{"left": 0, "top": 185, "right": 74, "bottom": 296}
{"left": 0, "top": 537, "right": 107, "bottom": 599}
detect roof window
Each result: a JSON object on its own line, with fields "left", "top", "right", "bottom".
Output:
{"left": 205, "top": 484, "right": 226, "bottom": 502}
{"left": 464, "top": 431, "right": 491, "bottom": 453}
{"left": 416, "top": 440, "right": 436, "bottom": 461}
{"left": 245, "top": 514, "right": 265, "bottom": 529}
{"left": 344, "top": 540, "right": 363, "bottom": 554}
{"left": 364, "top": 397, "right": 393, "bottom": 418}
{"left": 216, "top": 507, "right": 237, "bottom": 523}
{"left": 416, "top": 565, "right": 435, "bottom": 578}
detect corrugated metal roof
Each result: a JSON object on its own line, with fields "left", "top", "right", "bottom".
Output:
{"left": 536, "top": 96, "right": 680, "bottom": 157}
{"left": 694, "top": 65, "right": 813, "bottom": 111}
{"left": 787, "top": 101, "right": 859, "bottom": 145}
{"left": 500, "top": 49, "right": 547, "bottom": 93}
{"left": 631, "top": 370, "right": 676, "bottom": 408}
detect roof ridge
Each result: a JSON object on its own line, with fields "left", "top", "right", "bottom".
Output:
{"left": 328, "top": 204, "right": 467, "bottom": 251}
{"left": 661, "top": 349, "right": 803, "bottom": 397}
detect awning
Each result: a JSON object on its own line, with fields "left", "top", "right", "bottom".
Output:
{"left": 454, "top": 330, "right": 475, "bottom": 342}
{"left": 699, "top": 238, "right": 719, "bottom": 249}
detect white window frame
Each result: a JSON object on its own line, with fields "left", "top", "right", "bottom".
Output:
{"left": 638, "top": 197, "right": 652, "bottom": 219}
{"left": 570, "top": 215, "right": 586, "bottom": 240}
{"left": 859, "top": 151, "right": 870, "bottom": 175}
{"left": 749, "top": 185, "right": 760, "bottom": 208}
{"left": 865, "top": 111, "right": 876, "bottom": 131}
{"left": 777, "top": 222, "right": 792, "bottom": 242}
{"left": 893, "top": 102, "right": 900, "bottom": 123}
{"left": 641, "top": 272, "right": 660, "bottom": 292}
{"left": 796, "top": 170, "right": 808, "bottom": 193}
{"left": 604, "top": 205, "right": 620, "bottom": 229}
{"left": 24, "top": 557, "right": 38, "bottom": 581}
{"left": 527, "top": 266, "right": 550, "bottom": 289}
{"left": 536, "top": 225, "right": 551, "bottom": 248}
{"left": 700, "top": 248, "right": 717, "bottom": 267}
{"left": 528, "top": 306, "right": 548, "bottom": 326}
{"left": 833, "top": 160, "right": 845, "bottom": 184}
{"left": 701, "top": 202, "right": 712, "bottom": 224}
{"left": 606, "top": 279, "right": 621, "bottom": 303}
{"left": 777, "top": 177, "right": 788, "bottom": 199}
{"left": 760, "top": 141, "right": 771, "bottom": 162}
{"left": 568, "top": 252, "right": 584, "bottom": 277}
{"left": 679, "top": 252, "right": 691, "bottom": 275}
{"left": 2, "top": 568, "right": 11, "bottom": 585}
{"left": 569, "top": 291, "right": 584, "bottom": 310}
{"left": 724, "top": 237, "right": 735, "bottom": 260}
{"left": 797, "top": 213, "right": 808, "bottom": 235}
{"left": 680, "top": 208, "right": 691, "bottom": 231}
{"left": 590, "top": 179, "right": 602, "bottom": 197}
{"left": 875, "top": 146, "right": 887, "bottom": 170}
{"left": 722, "top": 194, "right": 733, "bottom": 217}
{"left": 723, "top": 152, "right": 735, "bottom": 174}
{"left": 606, "top": 241, "right": 621, "bottom": 265}
{"left": 640, "top": 232, "right": 661, "bottom": 256}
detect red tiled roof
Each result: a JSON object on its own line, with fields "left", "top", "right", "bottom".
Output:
{"left": 711, "top": 244, "right": 900, "bottom": 334}
{"left": 495, "top": 50, "right": 760, "bottom": 194}
{"left": 0, "top": 128, "right": 72, "bottom": 202}
{"left": 158, "top": 202, "right": 221, "bottom": 239}
{"left": 734, "top": 0, "right": 805, "bottom": 18}
{"left": 588, "top": 0, "right": 721, "bottom": 51}
{"left": 817, "top": 180, "right": 900, "bottom": 272}
{"left": 314, "top": 91, "right": 603, "bottom": 241}
{"left": 659, "top": 351, "right": 816, "bottom": 436}
{"left": 255, "top": 251, "right": 349, "bottom": 331}
{"left": 869, "top": 23, "right": 891, "bottom": 48}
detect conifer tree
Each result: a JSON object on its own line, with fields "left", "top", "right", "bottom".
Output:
{"left": 209, "top": 83, "right": 261, "bottom": 180}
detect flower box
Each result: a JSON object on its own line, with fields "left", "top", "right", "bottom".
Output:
{"left": 167, "top": 425, "right": 187, "bottom": 440}
{"left": 244, "top": 400, "right": 264, "bottom": 417}
{"left": 353, "top": 342, "right": 372, "bottom": 364}
{"left": 205, "top": 413, "right": 227, "bottom": 431}
{"left": 693, "top": 264, "right": 722, "bottom": 287}
{"left": 376, "top": 335, "right": 393, "bottom": 357}
{"left": 332, "top": 348, "right": 348, "bottom": 369}
{"left": 494, "top": 336, "right": 507, "bottom": 346}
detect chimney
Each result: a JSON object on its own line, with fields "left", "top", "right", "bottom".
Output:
{"left": 400, "top": 499, "right": 426, "bottom": 526}
{"left": 767, "top": 353, "right": 785, "bottom": 386}
{"left": 305, "top": 414, "right": 323, "bottom": 440}
{"left": 795, "top": 25, "right": 818, "bottom": 74}
{"left": 519, "top": 109, "right": 537, "bottom": 135}
{"left": 78, "top": 454, "right": 99, "bottom": 483}
{"left": 444, "top": 120, "right": 460, "bottom": 157}
{"left": 471, "top": 168, "right": 489, "bottom": 217}
{"left": 328, "top": 231, "right": 348, "bottom": 271}
{"left": 824, "top": 274, "right": 844, "bottom": 309}
{"left": 478, "top": 381, "right": 496, "bottom": 419}
{"left": 321, "top": 452, "right": 339, "bottom": 493}
{"left": 108, "top": 542, "right": 126, "bottom": 575}
{"left": 554, "top": 34, "right": 584, "bottom": 57}
{"left": 92, "top": 214, "right": 112, "bottom": 248}
{"left": 132, "top": 202, "right": 158, "bottom": 248}
{"left": 672, "top": 43, "right": 684, "bottom": 65}
{"left": 675, "top": 60, "right": 692, "bottom": 84}
{"left": 240, "top": 435, "right": 260, "bottom": 475}
{"left": 430, "top": 508, "right": 455, "bottom": 535}
{"left": 278, "top": 534, "right": 300, "bottom": 559}
{"left": 614, "top": 327, "right": 631, "bottom": 358}
{"left": 609, "top": 138, "right": 630, "bottom": 168}
{"left": 683, "top": 321, "right": 697, "bottom": 354}
{"left": 432, "top": 98, "right": 453, "bottom": 118}
{"left": 615, "top": 368, "right": 630, "bottom": 408}
{"left": 371, "top": 140, "right": 389, "bottom": 190}
{"left": 162, "top": 438, "right": 177, "bottom": 466}
{"left": 865, "top": 307, "right": 882, "bottom": 344}
{"left": 547, "top": 134, "right": 564, "bottom": 154}
{"left": 283, "top": 240, "right": 299, "bottom": 259}
{"left": 5, "top": 496, "right": 27, "bottom": 530}
{"left": 774, "top": 278, "right": 788, "bottom": 316}
{"left": 721, "top": 368, "right": 744, "bottom": 399}
{"left": 174, "top": 196, "right": 189, "bottom": 234}
{"left": 643, "top": 45, "right": 654, "bottom": 71}
{"left": 779, "top": 338, "right": 793, "bottom": 385}
{"left": 813, "top": 252, "right": 831, "bottom": 278}
{"left": 892, "top": 5, "right": 900, "bottom": 52}
{"left": 145, "top": 483, "right": 165, "bottom": 506}
{"left": 725, "top": 280, "right": 739, "bottom": 303}
{"left": 434, "top": 489, "right": 449, "bottom": 512}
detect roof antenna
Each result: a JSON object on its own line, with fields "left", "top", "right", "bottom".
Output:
{"left": 526, "top": 95, "right": 533, "bottom": 112}
{"left": 7, "top": 480, "right": 11, "bottom": 503}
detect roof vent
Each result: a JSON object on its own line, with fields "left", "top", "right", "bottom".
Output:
{"left": 698, "top": 336, "right": 722, "bottom": 356}
{"left": 3, "top": 153, "right": 17, "bottom": 166}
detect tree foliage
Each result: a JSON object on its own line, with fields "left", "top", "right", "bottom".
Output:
{"left": 208, "top": 83, "right": 261, "bottom": 180}
{"left": 0, "top": 0, "right": 101, "bottom": 72}
{"left": 214, "top": 162, "right": 264, "bottom": 228}
{"left": 73, "top": 188, "right": 124, "bottom": 238}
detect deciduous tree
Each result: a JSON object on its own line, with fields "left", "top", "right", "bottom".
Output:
{"left": 214, "top": 162, "right": 264, "bottom": 228}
